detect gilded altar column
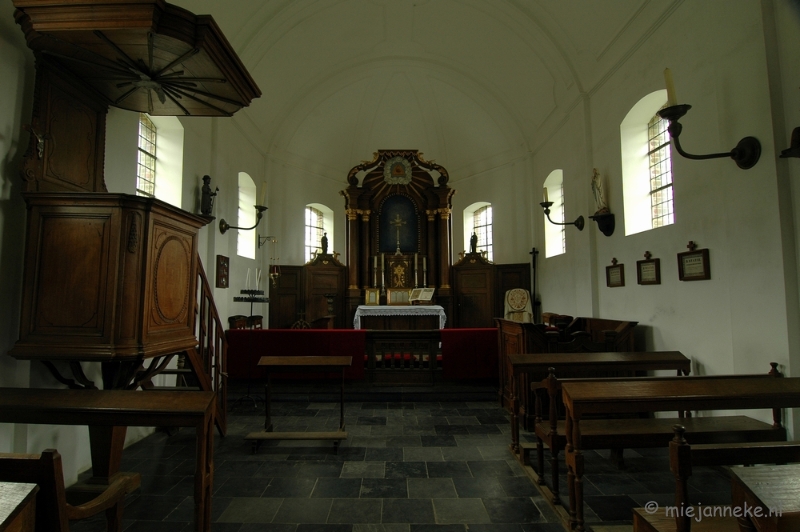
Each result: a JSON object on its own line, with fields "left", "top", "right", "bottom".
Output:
{"left": 360, "top": 210, "right": 371, "bottom": 288}
{"left": 426, "top": 209, "right": 437, "bottom": 288}
{"left": 438, "top": 207, "right": 452, "bottom": 289}
{"left": 346, "top": 208, "right": 360, "bottom": 290}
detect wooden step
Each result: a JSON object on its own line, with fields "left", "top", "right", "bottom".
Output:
{"left": 150, "top": 386, "right": 201, "bottom": 391}
{"left": 245, "top": 430, "right": 347, "bottom": 441}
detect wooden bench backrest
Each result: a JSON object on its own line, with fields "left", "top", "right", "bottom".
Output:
{"left": 533, "top": 363, "right": 783, "bottom": 430}
{"left": 669, "top": 424, "right": 800, "bottom": 532}
{"left": 0, "top": 450, "right": 69, "bottom": 532}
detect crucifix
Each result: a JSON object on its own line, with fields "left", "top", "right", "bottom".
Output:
{"left": 391, "top": 214, "right": 406, "bottom": 256}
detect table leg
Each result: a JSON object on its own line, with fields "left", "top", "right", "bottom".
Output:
{"left": 565, "top": 413, "right": 585, "bottom": 532}
{"left": 510, "top": 368, "right": 519, "bottom": 455}
{"left": 264, "top": 376, "right": 273, "bottom": 432}
{"left": 194, "top": 410, "right": 214, "bottom": 532}
{"left": 87, "top": 426, "right": 127, "bottom": 484}
{"left": 339, "top": 368, "right": 346, "bottom": 431}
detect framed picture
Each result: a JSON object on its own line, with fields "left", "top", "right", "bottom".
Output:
{"left": 215, "top": 255, "right": 229, "bottom": 288}
{"left": 606, "top": 263, "right": 625, "bottom": 287}
{"left": 678, "top": 248, "right": 710, "bottom": 281}
{"left": 364, "top": 288, "right": 380, "bottom": 305}
{"left": 637, "top": 258, "right": 661, "bottom": 285}
{"left": 386, "top": 288, "right": 412, "bottom": 305}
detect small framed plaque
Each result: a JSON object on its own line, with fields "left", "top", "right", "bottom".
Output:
{"left": 678, "top": 241, "right": 710, "bottom": 281}
{"left": 364, "top": 288, "right": 380, "bottom": 305}
{"left": 637, "top": 252, "right": 661, "bottom": 285}
{"left": 606, "top": 259, "right": 624, "bottom": 288}
{"left": 215, "top": 255, "right": 229, "bottom": 288}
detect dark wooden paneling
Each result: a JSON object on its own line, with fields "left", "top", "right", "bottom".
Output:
{"left": 269, "top": 266, "right": 303, "bottom": 329}
{"left": 495, "top": 263, "right": 531, "bottom": 319}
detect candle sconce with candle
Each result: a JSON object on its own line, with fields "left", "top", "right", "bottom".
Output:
{"left": 540, "top": 186, "right": 584, "bottom": 231}
{"left": 657, "top": 68, "right": 761, "bottom": 170}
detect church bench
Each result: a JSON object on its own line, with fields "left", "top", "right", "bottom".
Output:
{"left": 0, "top": 449, "right": 140, "bottom": 532}
{"left": 496, "top": 317, "right": 639, "bottom": 429}
{"left": 632, "top": 424, "right": 800, "bottom": 532}
{"left": 0, "top": 388, "right": 214, "bottom": 532}
{"left": 527, "top": 365, "right": 785, "bottom": 508}
{"left": 561, "top": 370, "right": 800, "bottom": 532}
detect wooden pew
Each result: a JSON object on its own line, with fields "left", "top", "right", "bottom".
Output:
{"left": 632, "top": 425, "right": 800, "bottom": 532}
{"left": 529, "top": 365, "right": 784, "bottom": 507}
{"left": 561, "top": 371, "right": 800, "bottom": 532}
{"left": 507, "top": 351, "right": 691, "bottom": 460}
{"left": 0, "top": 388, "right": 215, "bottom": 532}
{"left": 0, "top": 449, "right": 140, "bottom": 532}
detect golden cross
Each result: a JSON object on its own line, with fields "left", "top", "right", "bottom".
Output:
{"left": 391, "top": 214, "right": 406, "bottom": 255}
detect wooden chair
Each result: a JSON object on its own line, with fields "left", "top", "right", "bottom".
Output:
{"left": 227, "top": 315, "right": 248, "bottom": 330}
{"left": 632, "top": 425, "right": 800, "bottom": 532}
{"left": 0, "top": 449, "right": 140, "bottom": 532}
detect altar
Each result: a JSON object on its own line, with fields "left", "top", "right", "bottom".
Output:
{"left": 353, "top": 305, "right": 446, "bottom": 330}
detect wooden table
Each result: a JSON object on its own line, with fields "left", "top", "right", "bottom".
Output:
{"left": 507, "top": 351, "right": 691, "bottom": 453}
{"left": 245, "top": 356, "right": 352, "bottom": 453}
{"left": 0, "top": 482, "right": 38, "bottom": 532}
{"left": 731, "top": 463, "right": 800, "bottom": 531}
{"left": 561, "top": 376, "right": 800, "bottom": 531}
{"left": 0, "top": 388, "right": 215, "bottom": 532}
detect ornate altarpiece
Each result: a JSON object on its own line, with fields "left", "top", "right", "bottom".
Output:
{"left": 340, "top": 150, "right": 455, "bottom": 326}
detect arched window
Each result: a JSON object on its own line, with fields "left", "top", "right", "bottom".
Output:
{"left": 463, "top": 202, "right": 493, "bottom": 261}
{"left": 237, "top": 172, "right": 257, "bottom": 259}
{"left": 543, "top": 170, "right": 565, "bottom": 258}
{"left": 305, "top": 203, "right": 334, "bottom": 262}
{"left": 621, "top": 90, "right": 675, "bottom": 235}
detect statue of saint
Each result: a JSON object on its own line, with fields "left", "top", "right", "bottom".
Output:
{"left": 591, "top": 168, "right": 609, "bottom": 214}
{"left": 321, "top": 232, "right": 328, "bottom": 255}
{"left": 200, "top": 175, "right": 218, "bottom": 216}
{"left": 470, "top": 232, "right": 478, "bottom": 254}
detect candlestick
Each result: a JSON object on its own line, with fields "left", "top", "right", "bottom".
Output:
{"left": 664, "top": 67, "right": 677, "bottom": 107}
{"left": 543, "top": 187, "right": 549, "bottom": 203}
{"left": 414, "top": 253, "right": 418, "bottom": 288}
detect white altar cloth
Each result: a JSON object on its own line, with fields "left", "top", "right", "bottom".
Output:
{"left": 353, "top": 305, "right": 447, "bottom": 330}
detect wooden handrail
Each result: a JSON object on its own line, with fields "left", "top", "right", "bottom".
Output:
{"left": 192, "top": 255, "right": 228, "bottom": 436}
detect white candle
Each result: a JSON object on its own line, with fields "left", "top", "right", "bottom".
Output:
{"left": 256, "top": 268, "right": 261, "bottom": 289}
{"left": 543, "top": 187, "right": 549, "bottom": 203}
{"left": 381, "top": 253, "right": 384, "bottom": 271}
{"left": 374, "top": 255, "right": 377, "bottom": 269}
{"left": 246, "top": 268, "right": 251, "bottom": 289}
{"left": 423, "top": 256, "right": 426, "bottom": 270}
{"left": 414, "top": 253, "right": 418, "bottom": 286}
{"left": 664, "top": 68, "right": 677, "bottom": 107}
{"left": 259, "top": 184, "right": 267, "bottom": 206}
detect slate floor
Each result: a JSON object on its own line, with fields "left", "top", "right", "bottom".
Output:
{"left": 69, "top": 382, "right": 732, "bottom": 532}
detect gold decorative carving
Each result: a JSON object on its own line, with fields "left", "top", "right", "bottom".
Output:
{"left": 346, "top": 208, "right": 359, "bottom": 221}
{"left": 426, "top": 209, "right": 437, "bottom": 221}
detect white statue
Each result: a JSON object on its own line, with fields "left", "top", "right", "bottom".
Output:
{"left": 591, "top": 168, "right": 609, "bottom": 214}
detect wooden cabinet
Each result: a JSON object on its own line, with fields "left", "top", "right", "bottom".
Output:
{"left": 268, "top": 255, "right": 347, "bottom": 329}
{"left": 10, "top": 193, "right": 209, "bottom": 363}
{"left": 453, "top": 256, "right": 530, "bottom": 329}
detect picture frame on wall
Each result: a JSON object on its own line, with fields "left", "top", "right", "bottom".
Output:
{"left": 215, "top": 255, "right": 229, "bottom": 288}
{"left": 678, "top": 248, "right": 710, "bottom": 281}
{"left": 606, "top": 260, "right": 625, "bottom": 288}
{"left": 637, "top": 255, "right": 661, "bottom": 285}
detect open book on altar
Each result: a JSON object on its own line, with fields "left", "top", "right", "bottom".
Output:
{"left": 410, "top": 288, "right": 435, "bottom": 305}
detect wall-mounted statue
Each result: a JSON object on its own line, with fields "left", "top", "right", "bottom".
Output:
{"left": 201, "top": 175, "right": 218, "bottom": 216}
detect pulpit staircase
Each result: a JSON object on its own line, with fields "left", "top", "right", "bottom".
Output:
{"left": 143, "top": 255, "right": 228, "bottom": 436}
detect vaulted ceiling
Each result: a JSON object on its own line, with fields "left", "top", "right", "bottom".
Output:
{"left": 173, "top": 0, "right": 680, "bottom": 177}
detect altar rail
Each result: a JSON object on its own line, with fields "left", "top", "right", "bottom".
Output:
{"left": 365, "top": 330, "right": 441, "bottom": 384}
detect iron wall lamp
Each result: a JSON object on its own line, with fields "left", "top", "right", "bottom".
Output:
{"left": 540, "top": 201, "right": 584, "bottom": 231}
{"left": 219, "top": 205, "right": 267, "bottom": 234}
{"left": 781, "top": 127, "right": 800, "bottom": 158}
{"left": 657, "top": 104, "right": 761, "bottom": 169}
